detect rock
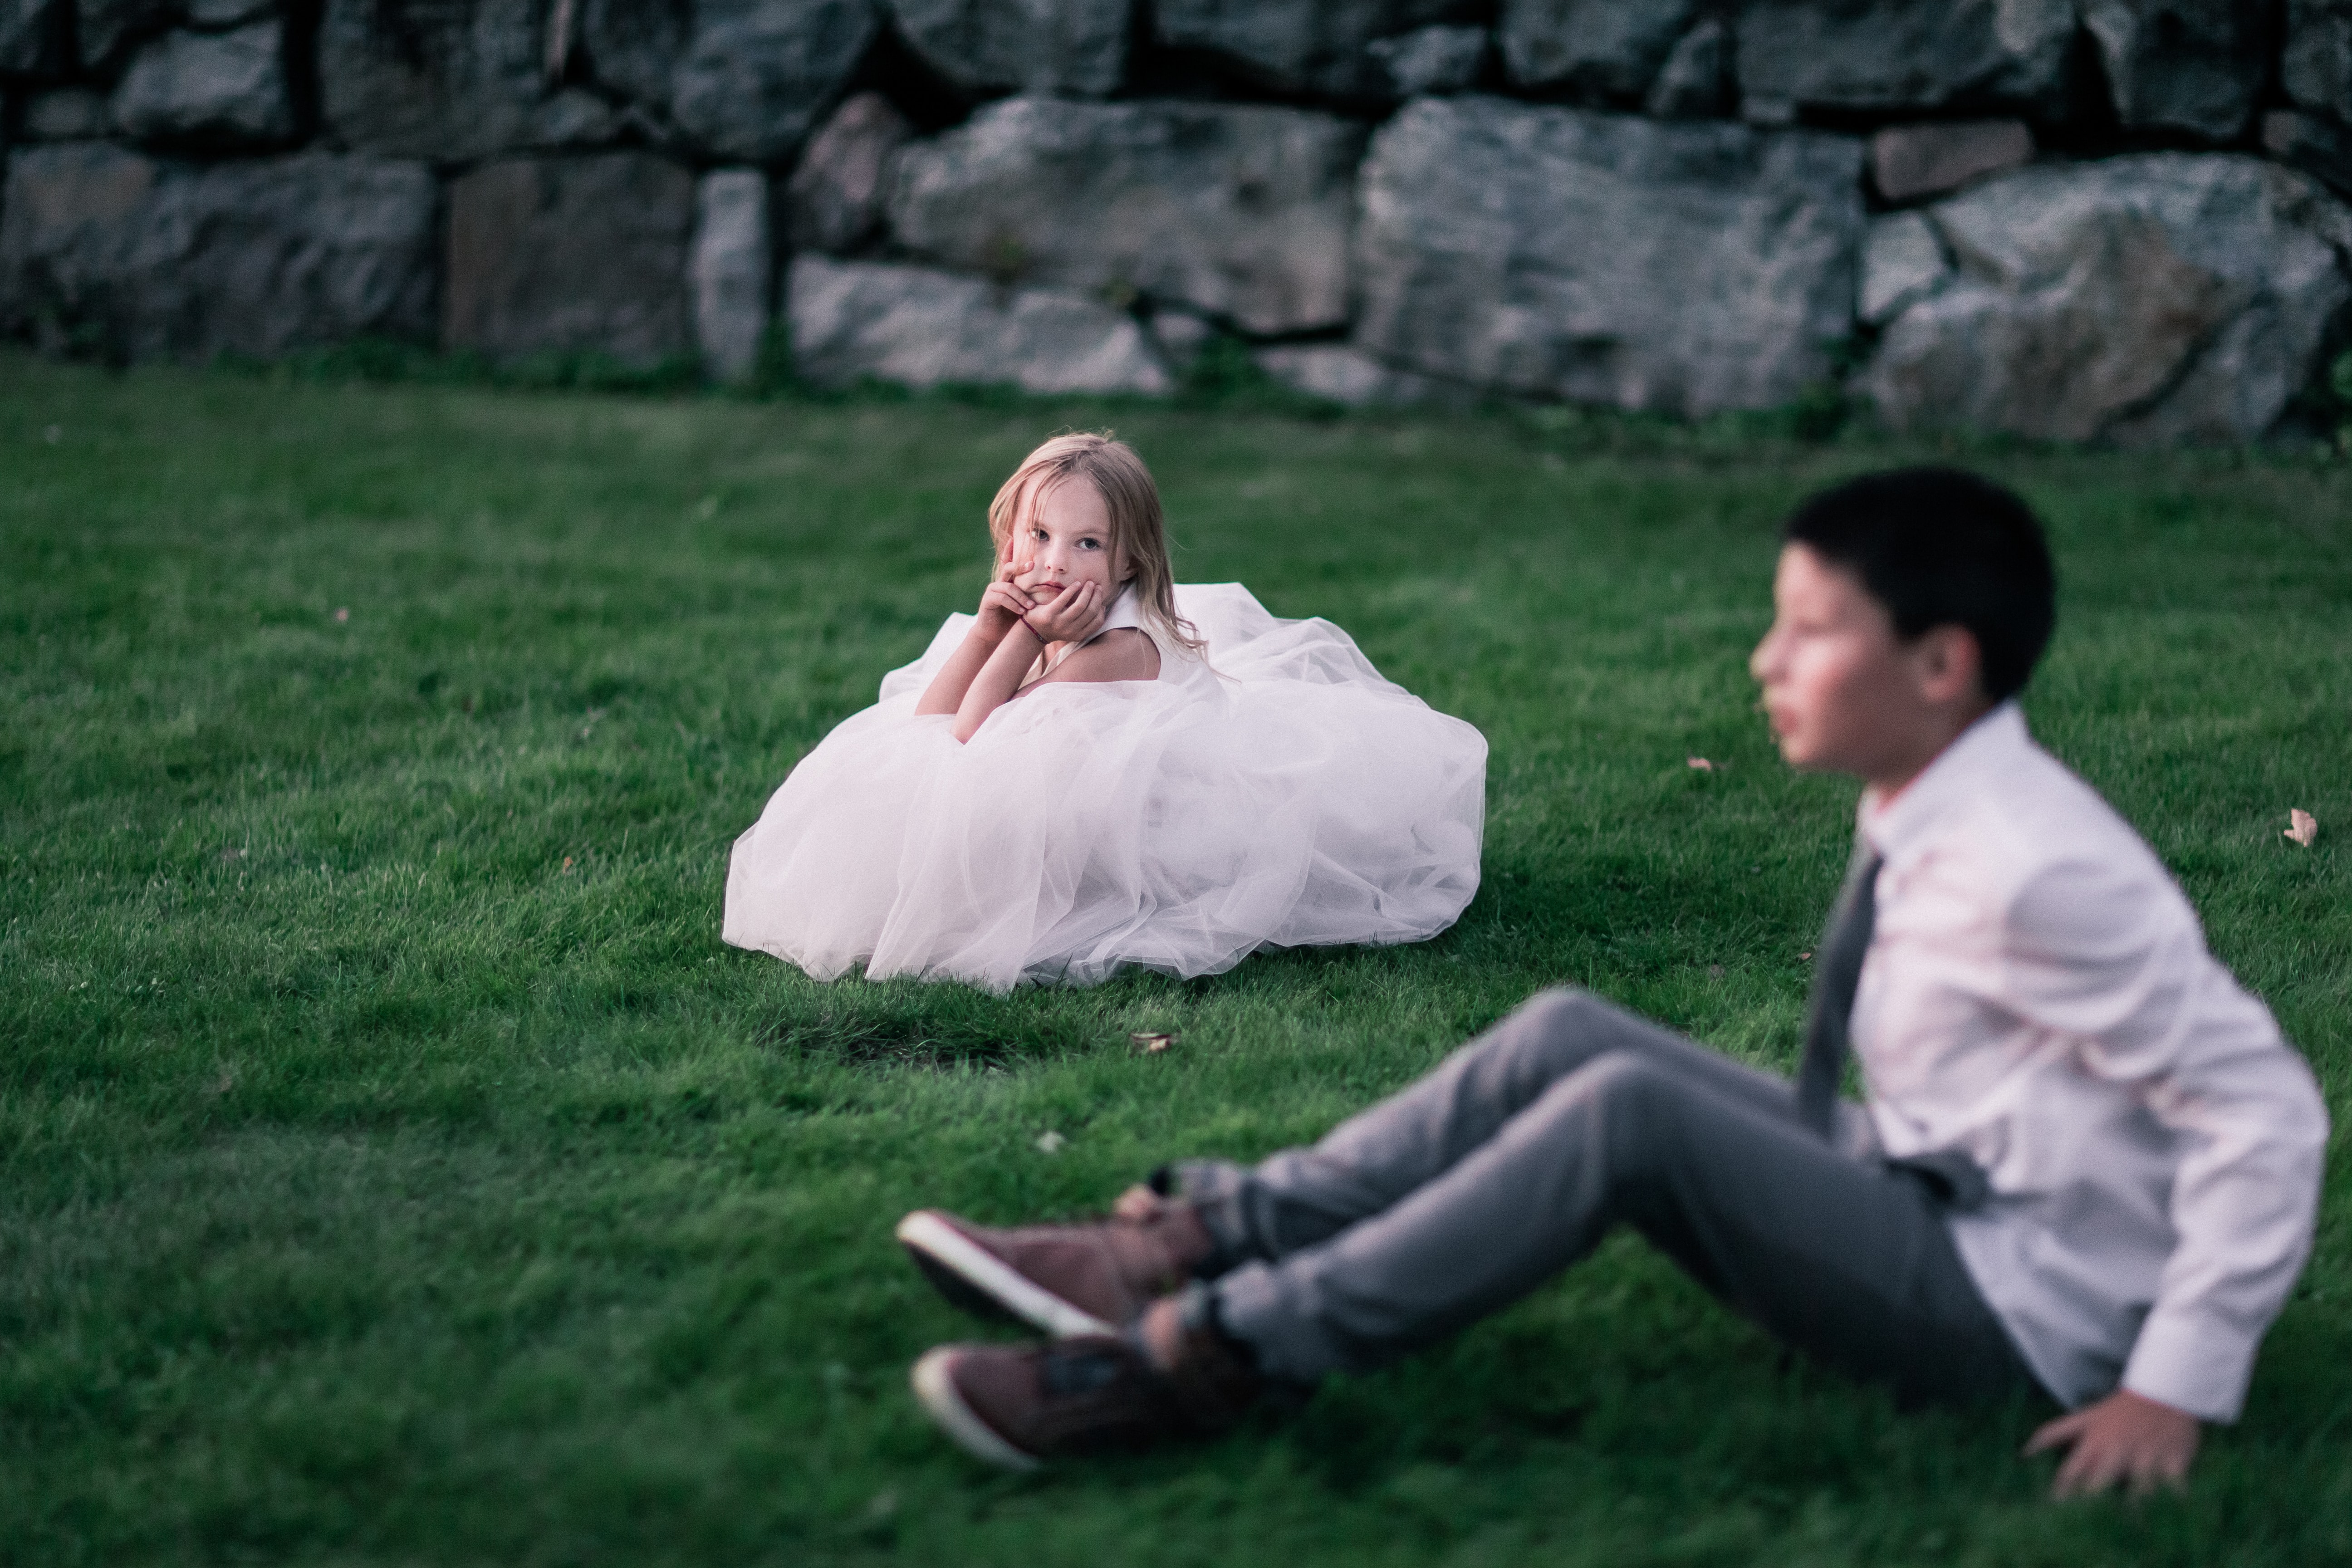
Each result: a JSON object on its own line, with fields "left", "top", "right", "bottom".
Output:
{"left": 1148, "top": 308, "right": 1214, "bottom": 366}
{"left": 1353, "top": 97, "right": 1864, "bottom": 416}
{"left": 1154, "top": 0, "right": 1474, "bottom": 100}
{"left": 186, "top": 0, "right": 276, "bottom": 23}
{"left": 1499, "top": 0, "right": 1692, "bottom": 98}
{"left": 444, "top": 152, "right": 696, "bottom": 366}
{"left": 1736, "top": 0, "right": 2074, "bottom": 118}
{"left": 1859, "top": 210, "right": 1949, "bottom": 326}
{"left": 2283, "top": 0, "right": 2352, "bottom": 121}
{"left": 76, "top": 0, "right": 172, "bottom": 69}
{"left": 887, "top": 96, "right": 1365, "bottom": 336}
{"left": 318, "top": 0, "right": 548, "bottom": 161}
{"left": 785, "top": 254, "right": 1173, "bottom": 393}
{"left": 1642, "top": 16, "right": 1728, "bottom": 118}
{"left": 670, "top": 0, "right": 878, "bottom": 164}
{"left": 2081, "top": 1, "right": 2268, "bottom": 142}
{"left": 1870, "top": 119, "right": 2033, "bottom": 203}
{"left": 2, "top": 0, "right": 56, "bottom": 74}
{"left": 784, "top": 89, "right": 909, "bottom": 255}
{"left": 21, "top": 86, "right": 112, "bottom": 139}
{"left": 691, "top": 168, "right": 772, "bottom": 382}
{"left": 885, "top": 0, "right": 1127, "bottom": 98}
{"left": 2265, "top": 108, "right": 2352, "bottom": 201}
{"left": 1862, "top": 155, "right": 2352, "bottom": 444}
{"left": 0, "top": 144, "right": 438, "bottom": 361}
{"left": 112, "top": 20, "right": 294, "bottom": 147}
{"left": 1254, "top": 343, "right": 1441, "bottom": 405}
{"left": 1366, "top": 24, "right": 1486, "bottom": 96}
{"left": 580, "top": 0, "right": 684, "bottom": 108}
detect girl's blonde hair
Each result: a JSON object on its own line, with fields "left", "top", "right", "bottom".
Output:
{"left": 987, "top": 431, "right": 1205, "bottom": 657}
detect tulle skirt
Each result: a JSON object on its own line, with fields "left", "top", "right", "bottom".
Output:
{"left": 722, "top": 583, "right": 1485, "bottom": 993}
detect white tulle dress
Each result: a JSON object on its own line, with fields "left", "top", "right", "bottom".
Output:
{"left": 721, "top": 582, "right": 1486, "bottom": 993}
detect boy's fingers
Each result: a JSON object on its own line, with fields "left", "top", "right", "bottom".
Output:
{"left": 2022, "top": 1414, "right": 2081, "bottom": 1456}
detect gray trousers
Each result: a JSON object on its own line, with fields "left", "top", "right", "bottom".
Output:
{"left": 1182, "top": 989, "right": 2036, "bottom": 1406}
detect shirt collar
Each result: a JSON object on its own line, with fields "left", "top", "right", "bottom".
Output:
{"left": 1859, "top": 702, "right": 2029, "bottom": 863}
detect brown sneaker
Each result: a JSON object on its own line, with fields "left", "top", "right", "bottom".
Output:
{"left": 909, "top": 1295, "right": 1260, "bottom": 1470}
{"left": 895, "top": 1200, "right": 1216, "bottom": 1338}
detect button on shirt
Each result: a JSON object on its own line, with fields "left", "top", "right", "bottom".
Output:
{"left": 1852, "top": 704, "right": 2328, "bottom": 1422}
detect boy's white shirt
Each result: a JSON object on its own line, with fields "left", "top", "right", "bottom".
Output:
{"left": 1852, "top": 702, "right": 2328, "bottom": 1422}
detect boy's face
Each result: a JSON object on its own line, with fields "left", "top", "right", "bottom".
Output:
{"left": 1750, "top": 544, "right": 1960, "bottom": 781}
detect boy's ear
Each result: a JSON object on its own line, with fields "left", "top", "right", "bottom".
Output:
{"left": 1914, "top": 624, "right": 1987, "bottom": 707}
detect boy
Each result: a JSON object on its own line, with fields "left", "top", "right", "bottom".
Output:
{"left": 893, "top": 468, "right": 2329, "bottom": 1496}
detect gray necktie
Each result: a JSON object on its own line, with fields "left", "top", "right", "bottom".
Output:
{"left": 1795, "top": 845, "right": 1882, "bottom": 1140}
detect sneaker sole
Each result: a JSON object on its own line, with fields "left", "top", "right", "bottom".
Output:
{"left": 910, "top": 1348, "right": 1042, "bottom": 1472}
{"left": 895, "top": 1211, "right": 1118, "bottom": 1338}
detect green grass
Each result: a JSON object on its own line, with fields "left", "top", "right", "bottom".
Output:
{"left": 2, "top": 350, "right": 2347, "bottom": 1567}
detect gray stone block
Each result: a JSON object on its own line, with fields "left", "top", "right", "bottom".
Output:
{"left": 2265, "top": 108, "right": 2352, "bottom": 201}
{"left": 1870, "top": 120, "right": 2033, "bottom": 204}
{"left": 318, "top": 0, "right": 549, "bottom": 161}
{"left": 785, "top": 89, "right": 910, "bottom": 255}
{"left": 786, "top": 254, "right": 1171, "bottom": 393}
{"left": 670, "top": 0, "right": 877, "bottom": 164}
{"left": 580, "top": 0, "right": 684, "bottom": 108}
{"left": 1154, "top": 0, "right": 1474, "bottom": 99}
{"left": 2082, "top": 0, "right": 2269, "bottom": 142}
{"left": 1498, "top": 0, "right": 1692, "bottom": 98}
{"left": 2, "top": 0, "right": 56, "bottom": 74}
{"left": 1642, "top": 17, "right": 1727, "bottom": 119}
{"left": 77, "top": 0, "right": 172, "bottom": 69}
{"left": 1859, "top": 210, "right": 1950, "bottom": 326}
{"left": 885, "top": 0, "right": 1128, "bottom": 98}
{"left": 2284, "top": 0, "right": 2352, "bottom": 121}
{"left": 113, "top": 20, "right": 294, "bottom": 148}
{"left": 692, "top": 168, "right": 773, "bottom": 383}
{"left": 1254, "top": 343, "right": 1441, "bottom": 405}
{"left": 0, "top": 144, "right": 438, "bottom": 360}
{"left": 887, "top": 96, "right": 1364, "bottom": 336}
{"left": 21, "top": 86, "right": 113, "bottom": 139}
{"left": 1366, "top": 24, "right": 1486, "bottom": 97}
{"left": 1862, "top": 155, "right": 2352, "bottom": 444}
{"left": 1352, "top": 97, "right": 1864, "bottom": 416}
{"left": 1736, "top": 0, "right": 2074, "bottom": 118}
{"left": 444, "top": 152, "right": 696, "bottom": 365}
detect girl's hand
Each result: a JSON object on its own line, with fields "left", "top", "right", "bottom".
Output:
{"left": 973, "top": 572, "right": 1039, "bottom": 644}
{"left": 1023, "top": 579, "right": 1107, "bottom": 645}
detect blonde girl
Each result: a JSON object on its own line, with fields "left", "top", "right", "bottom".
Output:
{"left": 723, "top": 432, "right": 1486, "bottom": 994}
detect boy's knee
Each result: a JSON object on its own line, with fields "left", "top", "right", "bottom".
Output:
{"left": 1530, "top": 1053, "right": 1685, "bottom": 1171}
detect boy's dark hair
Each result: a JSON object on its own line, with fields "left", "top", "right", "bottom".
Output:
{"left": 1782, "top": 467, "right": 2056, "bottom": 702}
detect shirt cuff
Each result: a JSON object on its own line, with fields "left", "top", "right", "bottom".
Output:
{"left": 2120, "top": 1308, "right": 2254, "bottom": 1423}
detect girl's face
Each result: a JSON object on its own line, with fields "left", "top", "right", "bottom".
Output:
{"left": 1008, "top": 476, "right": 1125, "bottom": 597}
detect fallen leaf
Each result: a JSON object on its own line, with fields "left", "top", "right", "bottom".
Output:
{"left": 1131, "top": 1030, "right": 1179, "bottom": 1054}
{"left": 1798, "top": 951, "right": 1813, "bottom": 962}
{"left": 1687, "top": 756, "right": 1715, "bottom": 771}
{"left": 2285, "top": 808, "right": 2318, "bottom": 847}
{"left": 333, "top": 607, "right": 350, "bottom": 622}
{"left": 1034, "top": 1130, "right": 1067, "bottom": 1155}
{"left": 561, "top": 856, "right": 575, "bottom": 872}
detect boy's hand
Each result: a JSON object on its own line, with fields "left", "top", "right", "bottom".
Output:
{"left": 2024, "top": 1389, "right": 2200, "bottom": 1498}
{"left": 973, "top": 569, "right": 1039, "bottom": 644}
{"left": 1023, "top": 579, "right": 1107, "bottom": 645}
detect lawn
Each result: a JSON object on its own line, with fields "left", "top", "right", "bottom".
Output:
{"left": 1, "top": 351, "right": 2347, "bottom": 1567}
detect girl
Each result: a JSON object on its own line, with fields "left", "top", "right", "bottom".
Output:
{"left": 722, "top": 432, "right": 1486, "bottom": 994}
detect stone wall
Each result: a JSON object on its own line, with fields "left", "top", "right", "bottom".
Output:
{"left": 7, "top": 0, "right": 2352, "bottom": 442}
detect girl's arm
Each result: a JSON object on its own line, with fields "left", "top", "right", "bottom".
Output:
{"left": 950, "top": 580, "right": 1107, "bottom": 743}
{"left": 914, "top": 576, "right": 1037, "bottom": 717}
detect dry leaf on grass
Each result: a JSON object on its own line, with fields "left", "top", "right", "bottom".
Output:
{"left": 1687, "top": 757, "right": 1715, "bottom": 771}
{"left": 333, "top": 607, "right": 350, "bottom": 622}
{"left": 1131, "top": 1031, "right": 1179, "bottom": 1055}
{"left": 2285, "top": 808, "right": 2318, "bottom": 847}
{"left": 1034, "top": 1130, "right": 1067, "bottom": 1155}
